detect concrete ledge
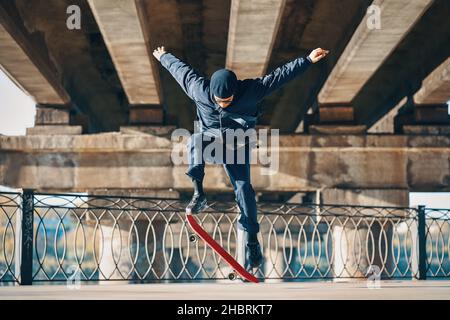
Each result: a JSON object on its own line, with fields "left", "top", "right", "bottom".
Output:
{"left": 309, "top": 125, "right": 367, "bottom": 135}
{"left": 26, "top": 125, "right": 82, "bottom": 135}
{"left": 0, "top": 133, "right": 449, "bottom": 192}
{"left": 3, "top": 133, "right": 449, "bottom": 151}
{"left": 403, "top": 125, "right": 450, "bottom": 135}
{"left": 120, "top": 126, "right": 176, "bottom": 136}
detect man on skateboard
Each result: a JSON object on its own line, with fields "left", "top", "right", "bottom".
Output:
{"left": 153, "top": 46, "right": 329, "bottom": 268}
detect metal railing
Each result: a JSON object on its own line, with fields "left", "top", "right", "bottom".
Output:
{"left": 0, "top": 191, "right": 449, "bottom": 284}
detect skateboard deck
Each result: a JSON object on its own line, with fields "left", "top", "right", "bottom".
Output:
{"left": 186, "top": 213, "right": 259, "bottom": 283}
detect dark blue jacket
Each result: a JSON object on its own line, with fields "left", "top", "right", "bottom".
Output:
{"left": 160, "top": 53, "right": 312, "bottom": 133}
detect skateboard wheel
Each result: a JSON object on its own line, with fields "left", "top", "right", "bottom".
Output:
{"left": 228, "top": 272, "right": 236, "bottom": 281}
{"left": 189, "top": 234, "right": 197, "bottom": 242}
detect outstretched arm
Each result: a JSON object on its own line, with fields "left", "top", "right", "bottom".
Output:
{"left": 153, "top": 46, "right": 205, "bottom": 101}
{"left": 253, "top": 48, "right": 329, "bottom": 101}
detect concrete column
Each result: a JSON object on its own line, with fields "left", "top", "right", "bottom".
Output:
{"left": 27, "top": 105, "right": 82, "bottom": 135}
{"left": 321, "top": 188, "right": 409, "bottom": 280}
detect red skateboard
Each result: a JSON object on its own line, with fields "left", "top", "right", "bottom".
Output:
{"left": 186, "top": 213, "right": 259, "bottom": 283}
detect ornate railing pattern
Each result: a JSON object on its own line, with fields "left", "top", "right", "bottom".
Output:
{"left": 0, "top": 191, "right": 449, "bottom": 284}
{"left": 0, "top": 192, "right": 21, "bottom": 283}
{"left": 424, "top": 208, "right": 450, "bottom": 277}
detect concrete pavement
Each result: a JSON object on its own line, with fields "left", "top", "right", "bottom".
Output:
{"left": 1, "top": 280, "right": 450, "bottom": 300}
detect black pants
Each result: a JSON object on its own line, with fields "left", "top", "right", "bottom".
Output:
{"left": 186, "top": 132, "right": 259, "bottom": 233}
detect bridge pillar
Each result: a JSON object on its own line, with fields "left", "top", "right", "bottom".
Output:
{"left": 321, "top": 188, "right": 409, "bottom": 279}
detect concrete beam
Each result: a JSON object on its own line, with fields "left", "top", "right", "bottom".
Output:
{"left": 0, "top": 6, "right": 69, "bottom": 104}
{"left": 0, "top": 133, "right": 448, "bottom": 192}
{"left": 137, "top": 0, "right": 196, "bottom": 130}
{"left": 352, "top": 0, "right": 450, "bottom": 128}
{"left": 4, "top": 0, "right": 131, "bottom": 132}
{"left": 414, "top": 57, "right": 450, "bottom": 104}
{"left": 267, "top": 0, "right": 371, "bottom": 132}
{"left": 203, "top": 0, "right": 231, "bottom": 75}
{"left": 318, "top": 0, "right": 433, "bottom": 104}
{"left": 226, "top": 0, "right": 286, "bottom": 79}
{"left": 87, "top": 0, "right": 162, "bottom": 105}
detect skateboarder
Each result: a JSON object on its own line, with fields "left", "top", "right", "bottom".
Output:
{"left": 153, "top": 46, "right": 329, "bottom": 268}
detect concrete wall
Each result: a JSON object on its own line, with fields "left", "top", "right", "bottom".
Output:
{"left": 0, "top": 133, "right": 448, "bottom": 193}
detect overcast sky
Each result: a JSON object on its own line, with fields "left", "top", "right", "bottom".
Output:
{"left": 0, "top": 69, "right": 449, "bottom": 207}
{"left": 0, "top": 70, "right": 35, "bottom": 135}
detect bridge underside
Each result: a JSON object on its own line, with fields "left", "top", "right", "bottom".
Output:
{"left": 0, "top": 0, "right": 449, "bottom": 133}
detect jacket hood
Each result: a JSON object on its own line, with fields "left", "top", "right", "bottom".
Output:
{"left": 210, "top": 69, "right": 237, "bottom": 99}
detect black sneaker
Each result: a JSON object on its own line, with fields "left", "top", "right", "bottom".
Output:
{"left": 246, "top": 240, "right": 263, "bottom": 268}
{"left": 185, "top": 193, "right": 207, "bottom": 214}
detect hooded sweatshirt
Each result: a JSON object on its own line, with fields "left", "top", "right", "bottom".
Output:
{"left": 160, "top": 53, "right": 312, "bottom": 133}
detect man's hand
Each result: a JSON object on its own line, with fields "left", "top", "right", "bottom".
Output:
{"left": 153, "top": 46, "right": 167, "bottom": 62}
{"left": 308, "top": 48, "right": 330, "bottom": 63}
